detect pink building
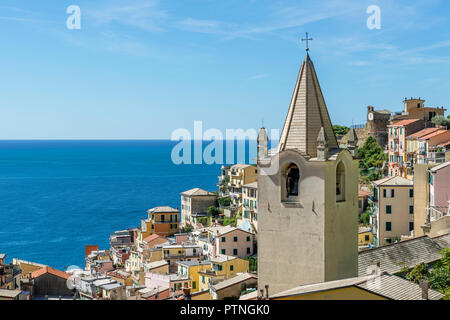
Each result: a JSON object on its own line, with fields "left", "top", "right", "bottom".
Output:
{"left": 388, "top": 119, "right": 424, "bottom": 177}
{"left": 429, "top": 162, "right": 450, "bottom": 214}
{"left": 211, "top": 226, "right": 255, "bottom": 259}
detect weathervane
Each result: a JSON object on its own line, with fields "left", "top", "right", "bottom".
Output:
{"left": 301, "top": 32, "right": 313, "bottom": 51}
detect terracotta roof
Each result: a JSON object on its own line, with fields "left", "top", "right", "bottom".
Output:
{"left": 31, "top": 266, "right": 70, "bottom": 280}
{"left": 389, "top": 119, "right": 421, "bottom": 127}
{"left": 406, "top": 128, "right": 440, "bottom": 139}
{"left": 143, "top": 234, "right": 165, "bottom": 243}
{"left": 358, "top": 190, "right": 371, "bottom": 197}
{"left": 437, "top": 140, "right": 450, "bottom": 147}
{"left": 419, "top": 129, "right": 449, "bottom": 140}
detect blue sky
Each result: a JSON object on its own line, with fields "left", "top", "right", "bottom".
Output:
{"left": 0, "top": 0, "right": 449, "bottom": 139}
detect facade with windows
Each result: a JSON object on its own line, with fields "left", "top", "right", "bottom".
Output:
{"left": 241, "top": 181, "right": 258, "bottom": 231}
{"left": 387, "top": 119, "right": 424, "bottom": 177}
{"left": 180, "top": 188, "right": 217, "bottom": 227}
{"left": 370, "top": 176, "right": 414, "bottom": 247}
{"left": 211, "top": 226, "right": 255, "bottom": 259}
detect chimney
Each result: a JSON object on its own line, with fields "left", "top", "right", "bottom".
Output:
{"left": 257, "top": 288, "right": 264, "bottom": 300}
{"left": 419, "top": 280, "right": 430, "bottom": 300}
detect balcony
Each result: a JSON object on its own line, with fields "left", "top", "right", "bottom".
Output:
{"left": 426, "top": 206, "right": 449, "bottom": 223}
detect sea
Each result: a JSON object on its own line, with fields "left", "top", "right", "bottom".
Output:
{"left": 0, "top": 140, "right": 257, "bottom": 270}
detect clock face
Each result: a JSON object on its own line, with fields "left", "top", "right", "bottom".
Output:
{"left": 368, "top": 113, "right": 374, "bottom": 121}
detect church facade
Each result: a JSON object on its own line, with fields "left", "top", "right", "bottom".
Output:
{"left": 257, "top": 52, "right": 359, "bottom": 295}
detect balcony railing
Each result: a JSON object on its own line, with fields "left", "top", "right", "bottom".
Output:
{"left": 426, "top": 206, "right": 449, "bottom": 223}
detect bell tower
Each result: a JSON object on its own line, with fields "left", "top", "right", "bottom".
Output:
{"left": 258, "top": 48, "right": 359, "bottom": 295}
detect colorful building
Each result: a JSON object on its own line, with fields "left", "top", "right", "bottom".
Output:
{"left": 211, "top": 226, "right": 255, "bottom": 259}
{"left": 370, "top": 176, "right": 414, "bottom": 246}
{"left": 387, "top": 119, "right": 424, "bottom": 177}
{"left": 197, "top": 255, "right": 249, "bottom": 292}
{"left": 358, "top": 227, "right": 373, "bottom": 248}
{"left": 224, "top": 164, "right": 258, "bottom": 208}
{"left": 180, "top": 188, "right": 217, "bottom": 227}
{"left": 177, "top": 260, "right": 211, "bottom": 293}
{"left": 241, "top": 182, "right": 258, "bottom": 232}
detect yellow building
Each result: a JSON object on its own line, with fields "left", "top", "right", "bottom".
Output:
{"left": 139, "top": 206, "right": 180, "bottom": 239}
{"left": 224, "top": 164, "right": 258, "bottom": 208}
{"left": 107, "top": 270, "right": 133, "bottom": 287}
{"left": 177, "top": 261, "right": 211, "bottom": 293}
{"left": 197, "top": 255, "right": 249, "bottom": 292}
{"left": 358, "top": 227, "right": 373, "bottom": 247}
{"left": 12, "top": 258, "right": 46, "bottom": 275}
{"left": 270, "top": 273, "right": 443, "bottom": 300}
{"left": 371, "top": 176, "right": 414, "bottom": 246}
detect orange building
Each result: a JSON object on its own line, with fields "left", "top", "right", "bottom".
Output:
{"left": 142, "top": 206, "right": 180, "bottom": 237}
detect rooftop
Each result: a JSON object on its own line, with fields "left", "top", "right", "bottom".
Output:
{"left": 211, "top": 254, "right": 237, "bottom": 263}
{"left": 212, "top": 273, "right": 257, "bottom": 291}
{"left": 100, "top": 282, "right": 123, "bottom": 291}
{"left": 181, "top": 188, "right": 216, "bottom": 197}
{"left": 372, "top": 176, "right": 413, "bottom": 186}
{"left": 358, "top": 227, "right": 372, "bottom": 234}
{"left": 419, "top": 129, "right": 449, "bottom": 141}
{"left": 145, "top": 260, "right": 169, "bottom": 270}
{"left": 358, "top": 190, "right": 371, "bottom": 197}
{"left": 271, "top": 272, "right": 443, "bottom": 300}
{"left": 143, "top": 234, "right": 165, "bottom": 243}
{"left": 230, "top": 164, "right": 254, "bottom": 170}
{"left": 214, "top": 225, "right": 254, "bottom": 237}
{"left": 148, "top": 206, "right": 179, "bottom": 214}
{"left": 406, "top": 128, "right": 440, "bottom": 139}
{"left": 429, "top": 161, "right": 450, "bottom": 173}
{"left": 0, "top": 289, "right": 22, "bottom": 298}
{"left": 31, "top": 266, "right": 70, "bottom": 280}
{"left": 389, "top": 119, "right": 422, "bottom": 127}
{"left": 177, "top": 260, "right": 211, "bottom": 267}
{"left": 358, "top": 233, "right": 450, "bottom": 276}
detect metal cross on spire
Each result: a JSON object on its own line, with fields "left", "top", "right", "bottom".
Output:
{"left": 301, "top": 32, "right": 313, "bottom": 51}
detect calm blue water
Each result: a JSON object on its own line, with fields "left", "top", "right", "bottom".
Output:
{"left": 0, "top": 140, "right": 256, "bottom": 269}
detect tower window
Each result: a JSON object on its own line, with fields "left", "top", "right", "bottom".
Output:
{"left": 282, "top": 163, "right": 300, "bottom": 202}
{"left": 336, "top": 161, "right": 346, "bottom": 202}
{"left": 286, "top": 165, "right": 299, "bottom": 196}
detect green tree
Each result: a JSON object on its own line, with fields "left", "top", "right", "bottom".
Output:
{"left": 247, "top": 256, "right": 257, "bottom": 272}
{"left": 402, "top": 249, "right": 450, "bottom": 299}
{"left": 333, "top": 125, "right": 350, "bottom": 136}
{"left": 431, "top": 115, "right": 450, "bottom": 128}
{"left": 218, "top": 197, "right": 231, "bottom": 208}
{"left": 359, "top": 211, "right": 371, "bottom": 226}
{"left": 207, "top": 206, "right": 221, "bottom": 217}
{"left": 357, "top": 136, "right": 385, "bottom": 169}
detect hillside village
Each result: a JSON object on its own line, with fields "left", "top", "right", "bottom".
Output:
{"left": 1, "top": 51, "right": 450, "bottom": 301}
